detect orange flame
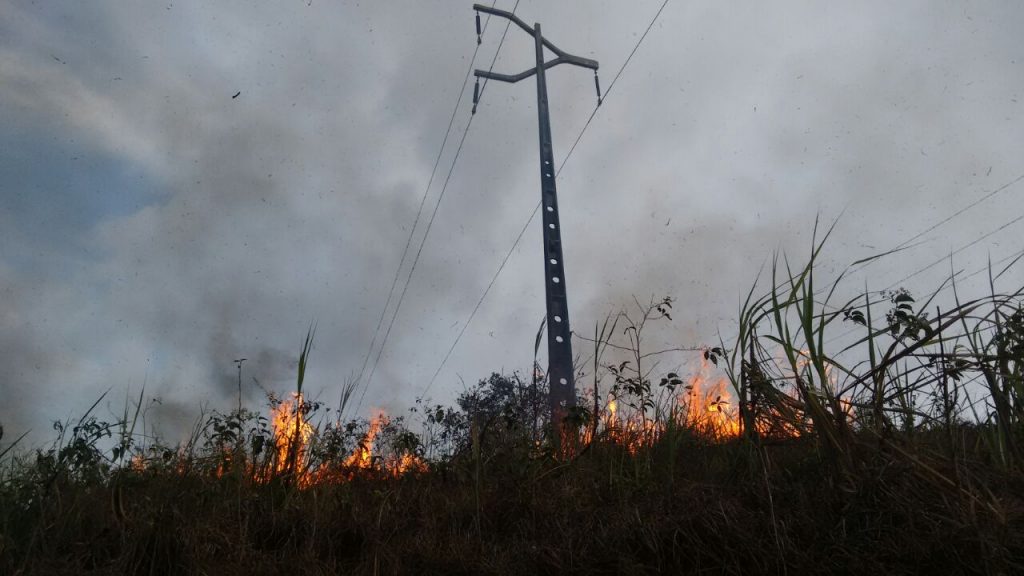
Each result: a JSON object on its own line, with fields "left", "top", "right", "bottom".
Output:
{"left": 340, "top": 410, "right": 428, "bottom": 478}
{"left": 130, "top": 400, "right": 427, "bottom": 485}
{"left": 343, "top": 410, "right": 385, "bottom": 470}
{"left": 594, "top": 358, "right": 749, "bottom": 454}
{"left": 681, "top": 363, "right": 741, "bottom": 439}
{"left": 271, "top": 392, "right": 314, "bottom": 477}
{"left": 130, "top": 453, "right": 146, "bottom": 472}
{"left": 297, "top": 409, "right": 428, "bottom": 483}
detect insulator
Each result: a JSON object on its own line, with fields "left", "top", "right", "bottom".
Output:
{"left": 475, "top": 12, "right": 482, "bottom": 45}
{"left": 594, "top": 72, "right": 603, "bottom": 106}
{"left": 472, "top": 78, "right": 480, "bottom": 114}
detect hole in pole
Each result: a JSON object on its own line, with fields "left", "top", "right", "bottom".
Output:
{"left": 553, "top": 277, "right": 560, "bottom": 283}
{"left": 559, "top": 378, "right": 568, "bottom": 385}
{"left": 546, "top": 206, "right": 554, "bottom": 212}
{"left": 554, "top": 315, "right": 562, "bottom": 323}
{"left": 548, "top": 223, "right": 556, "bottom": 229}
{"left": 555, "top": 336, "right": 564, "bottom": 343}
{"left": 549, "top": 258, "right": 557, "bottom": 265}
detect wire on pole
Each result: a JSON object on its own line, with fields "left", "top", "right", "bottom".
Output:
{"left": 422, "top": 0, "right": 672, "bottom": 398}
{"left": 353, "top": 1, "right": 521, "bottom": 415}
{"left": 348, "top": 1, "right": 500, "bottom": 416}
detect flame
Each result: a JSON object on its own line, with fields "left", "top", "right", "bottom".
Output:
{"left": 134, "top": 351, "right": 837, "bottom": 479}
{"left": 343, "top": 410, "right": 385, "bottom": 470}
{"left": 606, "top": 398, "right": 619, "bottom": 429}
{"left": 601, "top": 396, "right": 659, "bottom": 455}
{"left": 128, "top": 400, "right": 427, "bottom": 485}
{"left": 596, "top": 357, "right": 748, "bottom": 453}
{"left": 271, "top": 392, "right": 314, "bottom": 477}
{"left": 393, "top": 452, "right": 429, "bottom": 475}
{"left": 346, "top": 411, "right": 428, "bottom": 478}
{"left": 130, "top": 453, "right": 146, "bottom": 472}
{"left": 310, "top": 409, "right": 428, "bottom": 482}
{"left": 681, "top": 365, "right": 741, "bottom": 439}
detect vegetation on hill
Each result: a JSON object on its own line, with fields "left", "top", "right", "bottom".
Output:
{"left": 2, "top": 235, "right": 1022, "bottom": 575}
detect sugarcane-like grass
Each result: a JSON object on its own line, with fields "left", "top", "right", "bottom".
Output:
{"left": 2, "top": 234, "right": 1023, "bottom": 575}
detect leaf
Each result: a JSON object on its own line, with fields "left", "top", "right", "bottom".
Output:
{"left": 844, "top": 309, "right": 866, "bottom": 326}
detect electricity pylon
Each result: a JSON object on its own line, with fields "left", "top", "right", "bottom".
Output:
{"left": 471, "top": 4, "right": 601, "bottom": 440}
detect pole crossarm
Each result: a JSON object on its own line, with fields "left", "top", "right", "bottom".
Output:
{"left": 472, "top": 3, "right": 598, "bottom": 84}
{"left": 475, "top": 55, "right": 595, "bottom": 84}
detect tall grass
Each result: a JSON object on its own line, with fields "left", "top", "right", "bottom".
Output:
{"left": 1, "top": 234, "right": 1023, "bottom": 574}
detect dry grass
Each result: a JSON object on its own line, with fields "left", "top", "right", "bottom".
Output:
{"left": 2, "top": 235, "right": 1023, "bottom": 575}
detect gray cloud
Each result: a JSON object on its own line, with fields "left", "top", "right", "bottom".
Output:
{"left": 2, "top": 1, "right": 1023, "bottom": 446}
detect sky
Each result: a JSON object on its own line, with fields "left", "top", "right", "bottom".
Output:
{"left": 2, "top": 0, "right": 1023, "bottom": 446}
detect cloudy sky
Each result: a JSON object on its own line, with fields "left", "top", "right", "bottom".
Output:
{"left": 2, "top": 0, "right": 1022, "bottom": 445}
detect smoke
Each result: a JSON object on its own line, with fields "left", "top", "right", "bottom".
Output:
{"left": 2, "top": 1, "right": 1023, "bottom": 447}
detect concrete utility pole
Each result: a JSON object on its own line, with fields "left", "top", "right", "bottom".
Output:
{"left": 471, "top": 4, "right": 600, "bottom": 438}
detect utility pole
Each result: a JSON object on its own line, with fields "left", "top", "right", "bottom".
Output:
{"left": 471, "top": 4, "right": 601, "bottom": 440}
{"left": 233, "top": 358, "right": 247, "bottom": 414}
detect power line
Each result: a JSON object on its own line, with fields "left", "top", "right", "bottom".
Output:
{"left": 881, "top": 211, "right": 1024, "bottom": 292}
{"left": 474, "top": 1, "right": 522, "bottom": 112}
{"left": 559, "top": 0, "right": 670, "bottom": 175}
{"left": 421, "top": 0, "right": 1020, "bottom": 396}
{"left": 349, "top": 3, "right": 500, "bottom": 413}
{"left": 824, "top": 215, "right": 1024, "bottom": 345}
{"left": 424, "top": 202, "right": 541, "bottom": 397}
{"left": 713, "top": 173, "right": 1024, "bottom": 353}
{"left": 767, "top": 171, "right": 1024, "bottom": 313}
{"left": 354, "top": 1, "right": 521, "bottom": 415}
{"left": 422, "top": 0, "right": 672, "bottom": 397}
{"left": 847, "top": 172, "right": 1024, "bottom": 276}
{"left": 822, "top": 242, "right": 1024, "bottom": 349}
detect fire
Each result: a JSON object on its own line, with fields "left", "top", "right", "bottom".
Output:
{"left": 599, "top": 397, "right": 659, "bottom": 454}
{"left": 343, "top": 410, "right": 384, "bottom": 470}
{"left": 264, "top": 398, "right": 426, "bottom": 486}
{"left": 393, "top": 452, "right": 429, "bottom": 475}
{"left": 129, "top": 353, "right": 826, "bottom": 480}
{"left": 271, "top": 392, "right": 314, "bottom": 476}
{"left": 681, "top": 363, "right": 741, "bottom": 439}
{"left": 606, "top": 398, "right": 619, "bottom": 428}
{"left": 593, "top": 358, "right": 747, "bottom": 454}
{"left": 339, "top": 410, "right": 428, "bottom": 478}
{"left": 130, "top": 453, "right": 146, "bottom": 472}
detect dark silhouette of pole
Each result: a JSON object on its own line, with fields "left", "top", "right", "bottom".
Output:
{"left": 471, "top": 4, "right": 600, "bottom": 441}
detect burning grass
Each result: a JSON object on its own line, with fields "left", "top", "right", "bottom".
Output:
{"left": 2, "top": 233, "right": 1024, "bottom": 574}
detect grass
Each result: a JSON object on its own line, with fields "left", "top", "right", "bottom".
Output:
{"left": 1, "top": 233, "right": 1023, "bottom": 575}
